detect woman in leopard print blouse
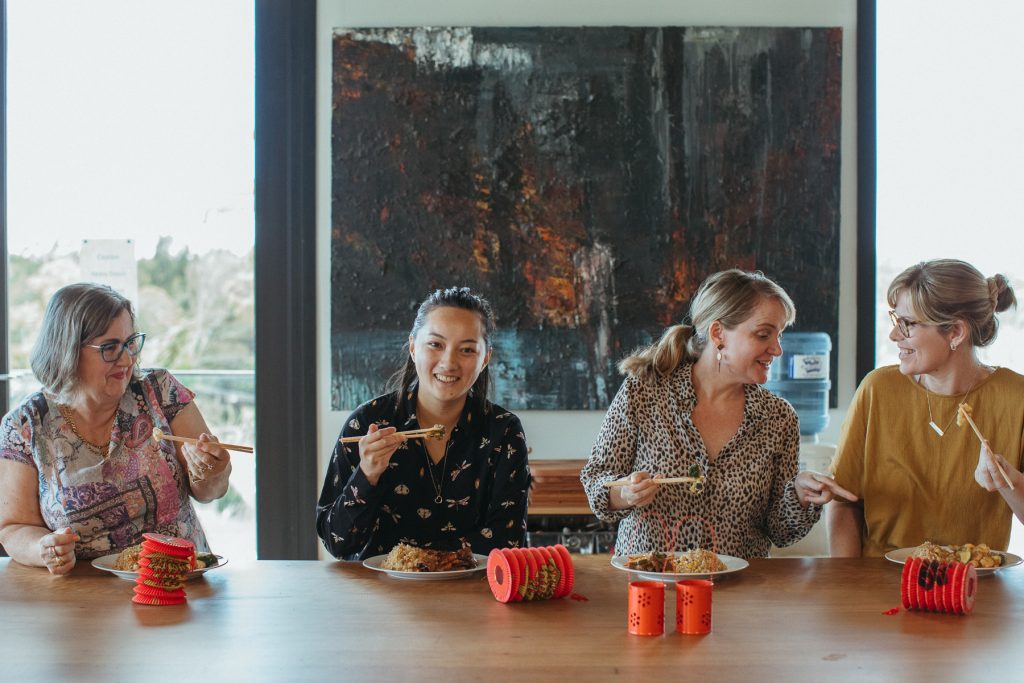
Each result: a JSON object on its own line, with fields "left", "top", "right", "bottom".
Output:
{"left": 581, "top": 270, "right": 856, "bottom": 558}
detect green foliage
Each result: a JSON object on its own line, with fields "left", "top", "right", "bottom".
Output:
{"left": 213, "top": 484, "right": 248, "bottom": 516}
{"left": 138, "top": 237, "right": 191, "bottom": 313}
{"left": 7, "top": 254, "right": 43, "bottom": 305}
{"left": 8, "top": 241, "right": 254, "bottom": 372}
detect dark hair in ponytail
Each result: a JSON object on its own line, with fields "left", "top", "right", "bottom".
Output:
{"left": 387, "top": 287, "right": 496, "bottom": 417}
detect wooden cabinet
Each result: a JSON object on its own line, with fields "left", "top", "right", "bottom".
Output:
{"left": 529, "top": 459, "right": 592, "bottom": 516}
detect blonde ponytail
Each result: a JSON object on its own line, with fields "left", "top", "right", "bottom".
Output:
{"left": 618, "top": 324, "right": 700, "bottom": 383}
{"left": 618, "top": 269, "right": 796, "bottom": 384}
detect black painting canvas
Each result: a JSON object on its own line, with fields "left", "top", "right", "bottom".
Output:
{"left": 331, "top": 26, "right": 843, "bottom": 410}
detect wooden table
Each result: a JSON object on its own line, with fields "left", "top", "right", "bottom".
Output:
{"left": 1, "top": 555, "right": 1021, "bottom": 680}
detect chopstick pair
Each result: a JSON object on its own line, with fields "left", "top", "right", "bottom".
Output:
{"left": 339, "top": 424, "right": 446, "bottom": 444}
{"left": 151, "top": 428, "right": 254, "bottom": 453}
{"left": 604, "top": 476, "right": 700, "bottom": 488}
{"left": 958, "top": 403, "right": 1014, "bottom": 490}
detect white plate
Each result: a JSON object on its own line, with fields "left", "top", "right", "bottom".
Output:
{"left": 610, "top": 553, "right": 749, "bottom": 582}
{"left": 362, "top": 553, "right": 488, "bottom": 580}
{"left": 91, "top": 553, "right": 227, "bottom": 581}
{"left": 884, "top": 547, "right": 1022, "bottom": 576}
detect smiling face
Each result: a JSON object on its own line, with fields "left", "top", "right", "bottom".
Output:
{"left": 889, "top": 290, "right": 956, "bottom": 376}
{"left": 717, "top": 297, "right": 788, "bottom": 385}
{"left": 75, "top": 309, "right": 137, "bottom": 406}
{"left": 409, "top": 306, "right": 491, "bottom": 410}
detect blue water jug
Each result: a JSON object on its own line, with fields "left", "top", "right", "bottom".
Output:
{"left": 765, "top": 332, "right": 831, "bottom": 436}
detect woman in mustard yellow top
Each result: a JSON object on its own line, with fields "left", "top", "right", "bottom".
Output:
{"left": 829, "top": 259, "right": 1024, "bottom": 557}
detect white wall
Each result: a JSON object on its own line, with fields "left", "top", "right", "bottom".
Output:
{"left": 316, "top": 0, "right": 859, "bottom": 481}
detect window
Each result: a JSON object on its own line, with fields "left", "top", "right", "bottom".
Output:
{"left": 877, "top": 1, "right": 1024, "bottom": 553}
{"left": 6, "top": 0, "right": 256, "bottom": 560}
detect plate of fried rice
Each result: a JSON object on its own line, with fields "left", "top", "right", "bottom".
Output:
{"left": 363, "top": 543, "right": 488, "bottom": 580}
{"left": 885, "top": 542, "right": 1022, "bottom": 576}
{"left": 611, "top": 549, "right": 748, "bottom": 582}
{"left": 92, "top": 543, "right": 226, "bottom": 581}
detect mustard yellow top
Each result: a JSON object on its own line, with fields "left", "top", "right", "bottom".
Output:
{"left": 831, "top": 365, "right": 1024, "bottom": 557}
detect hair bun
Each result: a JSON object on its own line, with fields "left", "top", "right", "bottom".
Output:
{"left": 988, "top": 274, "right": 1018, "bottom": 313}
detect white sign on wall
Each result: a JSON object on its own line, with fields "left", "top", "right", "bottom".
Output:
{"left": 79, "top": 239, "right": 139, "bottom": 307}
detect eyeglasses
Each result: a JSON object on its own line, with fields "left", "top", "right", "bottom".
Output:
{"left": 887, "top": 310, "right": 920, "bottom": 338}
{"left": 83, "top": 333, "right": 146, "bottom": 362}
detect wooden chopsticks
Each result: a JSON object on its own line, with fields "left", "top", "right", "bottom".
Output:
{"left": 604, "top": 476, "right": 700, "bottom": 488}
{"left": 152, "top": 428, "right": 254, "bottom": 453}
{"left": 958, "top": 403, "right": 1014, "bottom": 490}
{"left": 339, "top": 424, "right": 446, "bottom": 444}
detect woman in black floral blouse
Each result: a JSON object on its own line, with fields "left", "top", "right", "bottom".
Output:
{"left": 580, "top": 270, "right": 855, "bottom": 558}
{"left": 317, "top": 287, "right": 531, "bottom": 560}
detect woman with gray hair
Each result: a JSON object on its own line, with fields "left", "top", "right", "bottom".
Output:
{"left": 581, "top": 269, "right": 855, "bottom": 558}
{"left": 829, "top": 259, "right": 1023, "bottom": 557}
{"left": 0, "top": 283, "right": 231, "bottom": 574}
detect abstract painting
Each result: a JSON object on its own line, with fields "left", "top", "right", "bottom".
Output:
{"left": 331, "top": 26, "right": 842, "bottom": 410}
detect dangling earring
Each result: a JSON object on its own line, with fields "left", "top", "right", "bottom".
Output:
{"left": 716, "top": 345, "right": 724, "bottom": 373}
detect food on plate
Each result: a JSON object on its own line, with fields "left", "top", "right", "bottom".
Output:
{"left": 951, "top": 542, "right": 1004, "bottom": 568}
{"left": 908, "top": 541, "right": 1004, "bottom": 568}
{"left": 908, "top": 541, "right": 954, "bottom": 563}
{"left": 624, "top": 548, "right": 726, "bottom": 573}
{"left": 113, "top": 543, "right": 144, "bottom": 571}
{"left": 379, "top": 543, "right": 477, "bottom": 572}
{"left": 674, "top": 548, "right": 727, "bottom": 573}
{"left": 113, "top": 543, "right": 217, "bottom": 571}
{"left": 195, "top": 552, "right": 218, "bottom": 569}
{"left": 624, "top": 550, "right": 674, "bottom": 572}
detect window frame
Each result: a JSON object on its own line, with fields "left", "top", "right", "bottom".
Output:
{"left": 857, "top": 0, "right": 877, "bottom": 380}
{"left": 254, "top": 0, "right": 318, "bottom": 559}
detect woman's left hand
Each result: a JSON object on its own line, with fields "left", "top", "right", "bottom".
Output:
{"left": 182, "top": 433, "right": 231, "bottom": 483}
{"left": 794, "top": 471, "right": 858, "bottom": 507}
{"left": 975, "top": 441, "right": 1018, "bottom": 492}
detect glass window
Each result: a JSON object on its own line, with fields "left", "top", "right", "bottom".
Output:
{"left": 6, "top": 0, "right": 256, "bottom": 560}
{"left": 877, "top": 1, "right": 1024, "bottom": 554}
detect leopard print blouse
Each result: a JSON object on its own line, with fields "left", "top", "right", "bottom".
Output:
{"left": 580, "top": 363, "right": 819, "bottom": 559}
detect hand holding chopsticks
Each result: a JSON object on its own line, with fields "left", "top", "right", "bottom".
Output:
{"left": 958, "top": 403, "right": 1015, "bottom": 490}
{"left": 340, "top": 424, "right": 446, "bottom": 444}
{"left": 152, "top": 428, "right": 254, "bottom": 454}
{"left": 606, "top": 471, "right": 706, "bottom": 497}
{"left": 605, "top": 476, "right": 701, "bottom": 487}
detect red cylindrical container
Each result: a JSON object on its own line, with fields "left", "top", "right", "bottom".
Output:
{"left": 627, "top": 581, "right": 665, "bottom": 636}
{"left": 676, "top": 579, "right": 713, "bottom": 635}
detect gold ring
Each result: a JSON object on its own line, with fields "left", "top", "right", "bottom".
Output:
{"left": 56, "top": 557, "right": 65, "bottom": 567}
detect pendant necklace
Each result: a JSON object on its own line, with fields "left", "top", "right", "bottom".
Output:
{"left": 424, "top": 433, "right": 451, "bottom": 504}
{"left": 919, "top": 371, "right": 985, "bottom": 437}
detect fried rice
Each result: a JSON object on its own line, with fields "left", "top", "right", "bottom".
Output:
{"left": 379, "top": 543, "right": 477, "bottom": 572}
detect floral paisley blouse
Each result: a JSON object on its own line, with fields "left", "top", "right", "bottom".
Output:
{"left": 0, "top": 369, "right": 210, "bottom": 560}
{"left": 317, "top": 389, "right": 531, "bottom": 561}
{"left": 580, "top": 363, "right": 820, "bottom": 559}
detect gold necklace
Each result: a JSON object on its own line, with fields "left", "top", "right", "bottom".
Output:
{"left": 58, "top": 404, "right": 111, "bottom": 458}
{"left": 919, "top": 371, "right": 986, "bottom": 438}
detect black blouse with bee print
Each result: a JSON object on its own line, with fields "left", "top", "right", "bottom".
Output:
{"left": 316, "top": 389, "right": 531, "bottom": 561}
